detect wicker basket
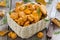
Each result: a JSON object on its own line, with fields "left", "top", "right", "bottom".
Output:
{"left": 7, "top": 13, "right": 50, "bottom": 38}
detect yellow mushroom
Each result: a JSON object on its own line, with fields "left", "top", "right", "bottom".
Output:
{"left": 24, "top": 9, "right": 32, "bottom": 15}
{"left": 27, "top": 15, "right": 33, "bottom": 22}
{"left": 24, "top": 21, "right": 30, "bottom": 26}
{"left": 0, "top": 30, "right": 9, "bottom": 36}
{"left": 37, "top": 32, "right": 44, "bottom": 38}
{"left": 31, "top": 10, "right": 39, "bottom": 22}
{"left": 39, "top": 5, "right": 47, "bottom": 16}
{"left": 17, "top": 18, "right": 24, "bottom": 25}
{"left": 8, "top": 32, "right": 17, "bottom": 39}
{"left": 0, "top": 1, "right": 6, "bottom": 7}
{"left": 16, "top": 1, "right": 24, "bottom": 7}
{"left": 10, "top": 12, "right": 18, "bottom": 20}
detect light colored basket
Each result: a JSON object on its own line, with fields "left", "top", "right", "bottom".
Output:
{"left": 7, "top": 2, "right": 50, "bottom": 38}
{"left": 7, "top": 14, "right": 49, "bottom": 38}
{"left": 7, "top": 13, "right": 50, "bottom": 38}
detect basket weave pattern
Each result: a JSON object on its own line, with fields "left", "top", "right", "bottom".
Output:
{"left": 7, "top": 13, "right": 49, "bottom": 38}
